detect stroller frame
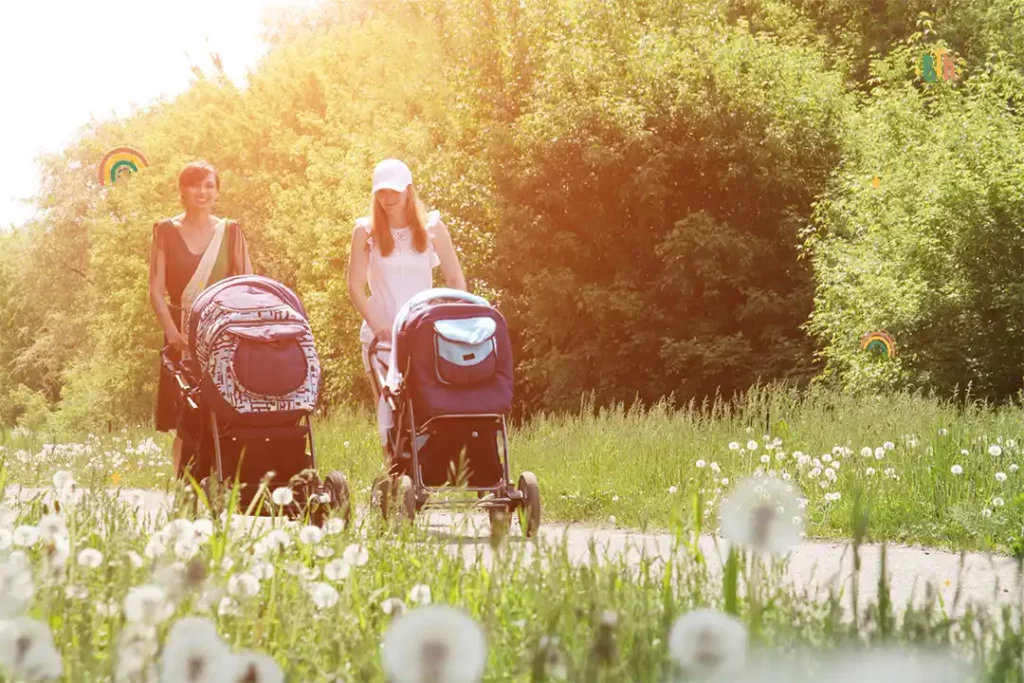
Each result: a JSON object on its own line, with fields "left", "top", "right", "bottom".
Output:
{"left": 161, "top": 345, "right": 350, "bottom": 524}
{"left": 365, "top": 292, "right": 540, "bottom": 536}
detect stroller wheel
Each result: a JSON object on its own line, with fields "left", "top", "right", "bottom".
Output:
{"left": 371, "top": 476, "right": 391, "bottom": 519}
{"left": 324, "top": 470, "right": 352, "bottom": 527}
{"left": 516, "top": 471, "right": 541, "bottom": 538}
{"left": 399, "top": 475, "right": 417, "bottom": 523}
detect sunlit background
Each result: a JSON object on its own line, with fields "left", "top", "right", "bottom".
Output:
{"left": 0, "top": 0, "right": 321, "bottom": 229}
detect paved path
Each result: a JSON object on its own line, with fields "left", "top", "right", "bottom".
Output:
{"left": 7, "top": 485, "right": 1022, "bottom": 618}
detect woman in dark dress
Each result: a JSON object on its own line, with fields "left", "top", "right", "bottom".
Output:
{"left": 149, "top": 161, "right": 253, "bottom": 477}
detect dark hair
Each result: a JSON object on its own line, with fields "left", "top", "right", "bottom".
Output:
{"left": 177, "top": 160, "right": 220, "bottom": 193}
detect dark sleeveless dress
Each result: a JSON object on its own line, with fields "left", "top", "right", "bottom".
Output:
{"left": 153, "top": 218, "right": 245, "bottom": 432}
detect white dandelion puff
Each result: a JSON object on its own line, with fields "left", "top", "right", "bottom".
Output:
{"left": 308, "top": 582, "right": 340, "bottom": 609}
{"left": 383, "top": 598, "right": 406, "bottom": 616}
{"left": 324, "top": 560, "right": 351, "bottom": 582}
{"left": 0, "top": 617, "right": 63, "bottom": 681}
{"left": 0, "top": 560, "right": 35, "bottom": 618}
{"left": 207, "top": 650, "right": 284, "bottom": 683}
{"left": 227, "top": 573, "right": 261, "bottom": 599}
{"left": 12, "top": 526, "right": 39, "bottom": 548}
{"left": 746, "top": 441, "right": 758, "bottom": 451}
{"left": 667, "top": 608, "right": 747, "bottom": 680}
{"left": 123, "top": 584, "right": 174, "bottom": 626}
{"left": 382, "top": 605, "right": 487, "bottom": 683}
{"left": 409, "top": 584, "right": 432, "bottom": 606}
{"left": 951, "top": 465, "right": 963, "bottom": 475}
{"left": 298, "top": 526, "right": 323, "bottom": 546}
{"left": 996, "top": 472, "right": 1007, "bottom": 482}
{"left": 718, "top": 477, "right": 803, "bottom": 556}
{"left": 77, "top": 548, "right": 103, "bottom": 569}
{"left": 271, "top": 488, "right": 293, "bottom": 506}
{"left": 159, "top": 616, "right": 229, "bottom": 683}
{"left": 342, "top": 543, "right": 369, "bottom": 567}
{"left": 989, "top": 445, "right": 1002, "bottom": 457}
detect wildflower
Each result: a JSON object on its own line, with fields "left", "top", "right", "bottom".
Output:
{"left": 308, "top": 582, "right": 340, "bottom": 609}
{"left": 409, "top": 584, "right": 432, "bottom": 606}
{"left": 746, "top": 441, "right": 758, "bottom": 451}
{"left": 207, "top": 650, "right": 284, "bottom": 683}
{"left": 996, "top": 472, "right": 1007, "bottom": 483}
{"left": 1011, "top": 464, "right": 1019, "bottom": 473}
{"left": 667, "top": 608, "right": 747, "bottom": 680}
{"left": 77, "top": 548, "right": 104, "bottom": 569}
{"left": 298, "top": 526, "right": 323, "bottom": 545}
{"left": 874, "top": 448, "right": 884, "bottom": 460}
{"left": 989, "top": 445, "right": 1002, "bottom": 457}
{"left": 0, "top": 617, "right": 63, "bottom": 681}
{"left": 123, "top": 584, "right": 174, "bottom": 626}
{"left": 759, "top": 455, "right": 770, "bottom": 465}
{"left": 993, "top": 497, "right": 1005, "bottom": 508}
{"left": 271, "top": 488, "right": 293, "bottom": 506}
{"left": 939, "top": 428, "right": 948, "bottom": 436}
{"left": 382, "top": 605, "right": 487, "bottom": 683}
{"left": 325, "top": 518, "right": 346, "bottom": 535}
{"left": 861, "top": 447, "right": 872, "bottom": 458}
{"left": 719, "top": 477, "right": 803, "bottom": 556}
{"left": 696, "top": 460, "right": 707, "bottom": 469}
{"left": 982, "top": 509, "right": 993, "bottom": 519}
{"left": 951, "top": 465, "right": 963, "bottom": 475}
{"left": 324, "top": 560, "right": 351, "bottom": 582}
{"left": 728, "top": 442, "right": 740, "bottom": 451}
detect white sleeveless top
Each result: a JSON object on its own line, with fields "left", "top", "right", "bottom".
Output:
{"left": 358, "top": 210, "right": 441, "bottom": 347}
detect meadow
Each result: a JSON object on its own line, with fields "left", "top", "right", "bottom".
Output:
{"left": 4, "top": 385, "right": 1022, "bottom": 554}
{"left": 1, "top": 389, "right": 1024, "bottom": 680}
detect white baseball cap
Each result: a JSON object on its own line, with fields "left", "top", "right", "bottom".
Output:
{"left": 372, "top": 158, "right": 413, "bottom": 193}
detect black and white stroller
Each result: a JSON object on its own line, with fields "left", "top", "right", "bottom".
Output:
{"left": 162, "top": 274, "right": 350, "bottom": 524}
{"left": 367, "top": 288, "right": 541, "bottom": 537}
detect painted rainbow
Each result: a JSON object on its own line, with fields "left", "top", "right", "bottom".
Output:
{"left": 98, "top": 147, "right": 148, "bottom": 186}
{"left": 860, "top": 330, "right": 896, "bottom": 358}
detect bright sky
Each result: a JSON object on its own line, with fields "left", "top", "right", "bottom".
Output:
{"left": 0, "top": 0, "right": 322, "bottom": 229}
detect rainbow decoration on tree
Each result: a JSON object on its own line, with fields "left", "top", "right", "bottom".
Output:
{"left": 860, "top": 330, "right": 897, "bottom": 359}
{"left": 98, "top": 147, "right": 148, "bottom": 186}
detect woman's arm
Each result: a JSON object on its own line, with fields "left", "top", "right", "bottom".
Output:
{"left": 347, "top": 224, "right": 387, "bottom": 334}
{"left": 231, "top": 223, "right": 254, "bottom": 275}
{"left": 431, "top": 219, "right": 467, "bottom": 291}
{"left": 148, "top": 224, "right": 184, "bottom": 346}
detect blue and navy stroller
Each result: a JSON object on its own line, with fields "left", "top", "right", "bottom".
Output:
{"left": 367, "top": 288, "right": 541, "bottom": 537}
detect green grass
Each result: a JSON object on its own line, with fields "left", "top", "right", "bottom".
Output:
{"left": 0, "top": 457, "right": 1020, "bottom": 681}
{"left": 2, "top": 384, "right": 1023, "bottom": 554}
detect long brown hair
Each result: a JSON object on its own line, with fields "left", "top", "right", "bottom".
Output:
{"left": 369, "top": 184, "right": 430, "bottom": 256}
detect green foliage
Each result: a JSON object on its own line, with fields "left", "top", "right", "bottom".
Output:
{"left": 0, "top": 0, "right": 1022, "bottom": 429}
{"left": 803, "top": 36, "right": 1024, "bottom": 399}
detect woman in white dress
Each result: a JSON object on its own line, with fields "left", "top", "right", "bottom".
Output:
{"left": 347, "top": 158, "right": 467, "bottom": 409}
